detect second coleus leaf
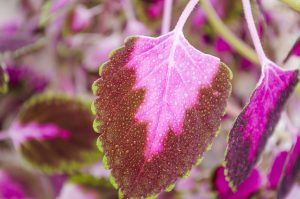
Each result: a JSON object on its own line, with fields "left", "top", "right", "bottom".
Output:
{"left": 9, "top": 93, "right": 100, "bottom": 173}
{"left": 225, "top": 63, "right": 298, "bottom": 187}
{"left": 93, "top": 24, "right": 232, "bottom": 199}
{"left": 225, "top": 0, "right": 299, "bottom": 188}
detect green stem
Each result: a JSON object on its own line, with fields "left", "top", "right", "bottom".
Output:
{"left": 281, "top": 0, "right": 300, "bottom": 12}
{"left": 199, "top": 0, "right": 259, "bottom": 65}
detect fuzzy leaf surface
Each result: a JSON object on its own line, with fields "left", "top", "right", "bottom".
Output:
{"left": 225, "top": 64, "right": 299, "bottom": 187}
{"left": 93, "top": 32, "right": 232, "bottom": 197}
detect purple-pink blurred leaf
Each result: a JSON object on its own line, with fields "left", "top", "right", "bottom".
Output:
{"left": 0, "top": 34, "right": 37, "bottom": 53}
{"left": 267, "top": 151, "right": 288, "bottom": 189}
{"left": 225, "top": 63, "right": 299, "bottom": 187}
{"left": 0, "top": 170, "right": 26, "bottom": 199}
{"left": 278, "top": 135, "right": 300, "bottom": 199}
{"left": 93, "top": 32, "right": 232, "bottom": 197}
{"left": 70, "top": 5, "right": 92, "bottom": 32}
{"left": 213, "top": 166, "right": 261, "bottom": 199}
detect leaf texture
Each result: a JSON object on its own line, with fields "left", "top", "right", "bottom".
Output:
{"left": 93, "top": 32, "right": 232, "bottom": 197}
{"left": 9, "top": 93, "right": 100, "bottom": 173}
{"left": 225, "top": 64, "right": 299, "bottom": 187}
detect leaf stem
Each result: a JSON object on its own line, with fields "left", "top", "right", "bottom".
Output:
{"left": 162, "top": 0, "right": 173, "bottom": 34}
{"left": 174, "top": 0, "right": 199, "bottom": 32}
{"left": 199, "top": 0, "right": 259, "bottom": 65}
{"left": 242, "top": 0, "right": 268, "bottom": 68}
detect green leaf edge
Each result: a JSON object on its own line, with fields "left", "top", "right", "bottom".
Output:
{"left": 18, "top": 92, "right": 100, "bottom": 174}
{"left": 0, "top": 71, "right": 9, "bottom": 94}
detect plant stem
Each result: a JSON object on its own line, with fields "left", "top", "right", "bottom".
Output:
{"left": 199, "top": 0, "right": 259, "bottom": 65}
{"left": 174, "top": 0, "right": 199, "bottom": 32}
{"left": 242, "top": 0, "right": 268, "bottom": 67}
{"left": 162, "top": 0, "right": 173, "bottom": 34}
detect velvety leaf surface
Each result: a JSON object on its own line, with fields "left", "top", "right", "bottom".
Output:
{"left": 9, "top": 94, "right": 100, "bottom": 173}
{"left": 225, "top": 64, "right": 299, "bottom": 187}
{"left": 93, "top": 31, "right": 232, "bottom": 197}
{"left": 267, "top": 151, "right": 288, "bottom": 189}
{"left": 213, "top": 166, "right": 261, "bottom": 199}
{"left": 278, "top": 135, "right": 300, "bottom": 199}
{"left": 0, "top": 66, "right": 8, "bottom": 93}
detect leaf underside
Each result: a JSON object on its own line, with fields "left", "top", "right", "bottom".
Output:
{"left": 93, "top": 33, "right": 232, "bottom": 198}
{"left": 15, "top": 94, "right": 100, "bottom": 173}
{"left": 225, "top": 64, "right": 299, "bottom": 187}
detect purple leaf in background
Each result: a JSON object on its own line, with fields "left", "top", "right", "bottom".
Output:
{"left": 225, "top": 63, "right": 299, "bottom": 187}
{"left": 5, "top": 64, "right": 48, "bottom": 93}
{"left": 10, "top": 93, "right": 100, "bottom": 173}
{"left": 93, "top": 29, "right": 231, "bottom": 197}
{"left": 0, "top": 33, "right": 37, "bottom": 53}
{"left": 70, "top": 5, "right": 92, "bottom": 32}
{"left": 0, "top": 170, "right": 26, "bottom": 199}
{"left": 278, "top": 135, "right": 300, "bottom": 199}
{"left": 0, "top": 164, "right": 53, "bottom": 199}
{"left": 214, "top": 36, "right": 232, "bottom": 53}
{"left": 213, "top": 166, "right": 261, "bottom": 199}
{"left": 267, "top": 151, "right": 289, "bottom": 189}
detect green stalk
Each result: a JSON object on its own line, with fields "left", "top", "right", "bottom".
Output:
{"left": 199, "top": 0, "right": 259, "bottom": 64}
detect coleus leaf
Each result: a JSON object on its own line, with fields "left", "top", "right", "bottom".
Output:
{"left": 9, "top": 93, "right": 100, "bottom": 173}
{"left": 267, "top": 151, "right": 288, "bottom": 189}
{"left": 0, "top": 66, "right": 8, "bottom": 94}
{"left": 213, "top": 166, "right": 261, "bottom": 199}
{"left": 92, "top": 30, "right": 232, "bottom": 197}
{"left": 278, "top": 135, "right": 300, "bottom": 199}
{"left": 225, "top": 63, "right": 299, "bottom": 187}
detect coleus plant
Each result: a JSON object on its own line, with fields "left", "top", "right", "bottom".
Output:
{"left": 225, "top": 0, "right": 299, "bottom": 189}
{"left": 7, "top": 93, "right": 100, "bottom": 173}
{"left": 92, "top": 0, "right": 232, "bottom": 197}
